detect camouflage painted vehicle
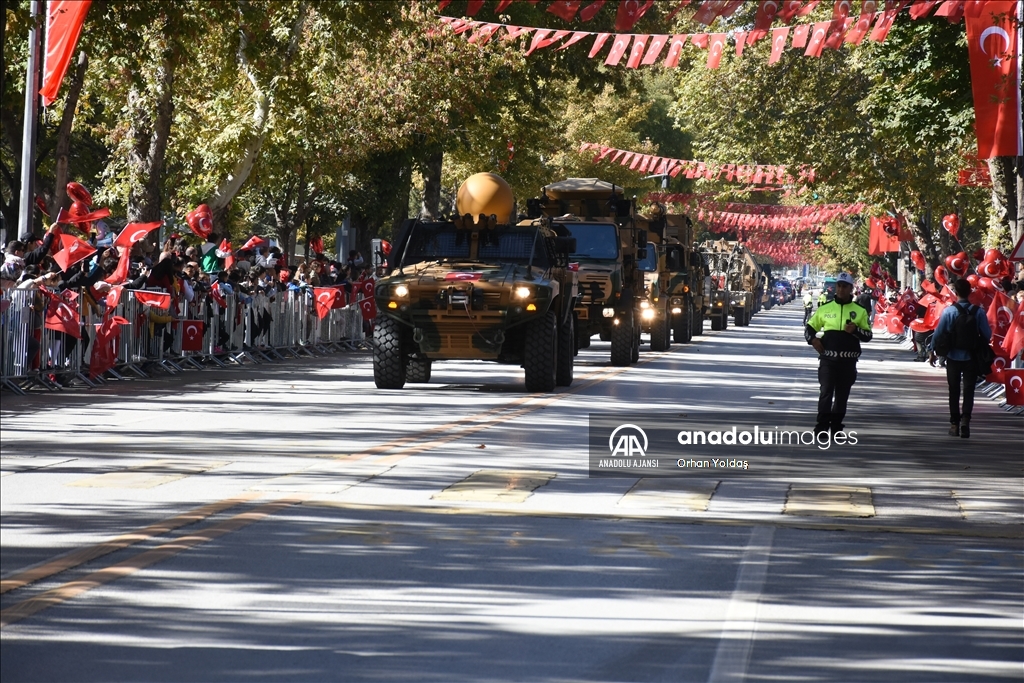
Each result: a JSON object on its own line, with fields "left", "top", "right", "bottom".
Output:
{"left": 637, "top": 210, "right": 716, "bottom": 347}
{"left": 526, "top": 178, "right": 646, "bottom": 366}
{"left": 700, "top": 239, "right": 763, "bottom": 327}
{"left": 373, "top": 173, "right": 578, "bottom": 392}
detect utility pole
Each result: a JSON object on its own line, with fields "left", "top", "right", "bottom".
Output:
{"left": 18, "top": 0, "right": 42, "bottom": 239}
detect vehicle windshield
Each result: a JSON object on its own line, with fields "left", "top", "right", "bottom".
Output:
{"left": 638, "top": 242, "right": 657, "bottom": 272}
{"left": 402, "top": 225, "right": 471, "bottom": 265}
{"left": 477, "top": 228, "right": 546, "bottom": 265}
{"left": 559, "top": 222, "right": 619, "bottom": 260}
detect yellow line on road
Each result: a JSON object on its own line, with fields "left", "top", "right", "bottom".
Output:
{"left": 0, "top": 493, "right": 260, "bottom": 595}
{"left": 0, "top": 497, "right": 303, "bottom": 629}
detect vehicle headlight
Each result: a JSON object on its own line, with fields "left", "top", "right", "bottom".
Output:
{"left": 515, "top": 286, "right": 531, "bottom": 299}
{"left": 393, "top": 284, "right": 409, "bottom": 298}
{"left": 642, "top": 308, "right": 655, "bottom": 321}
{"left": 602, "top": 308, "right": 615, "bottom": 318}
{"left": 640, "top": 300, "right": 650, "bottom": 309}
{"left": 671, "top": 307, "right": 682, "bottom": 314}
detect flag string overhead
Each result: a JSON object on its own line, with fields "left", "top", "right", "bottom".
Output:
{"left": 579, "top": 143, "right": 818, "bottom": 185}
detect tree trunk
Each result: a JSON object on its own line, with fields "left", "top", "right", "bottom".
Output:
{"left": 48, "top": 50, "right": 88, "bottom": 219}
{"left": 908, "top": 209, "right": 939, "bottom": 281}
{"left": 987, "top": 156, "right": 1015, "bottom": 247}
{"left": 206, "top": 2, "right": 309, "bottom": 229}
{"left": 1012, "top": 155, "right": 1022, "bottom": 246}
{"left": 420, "top": 150, "right": 442, "bottom": 220}
{"left": 127, "top": 46, "right": 176, "bottom": 223}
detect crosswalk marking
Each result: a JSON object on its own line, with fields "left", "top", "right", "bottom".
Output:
{"left": 433, "top": 470, "right": 556, "bottom": 503}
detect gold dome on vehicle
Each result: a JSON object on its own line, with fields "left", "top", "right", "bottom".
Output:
{"left": 456, "top": 173, "right": 514, "bottom": 225}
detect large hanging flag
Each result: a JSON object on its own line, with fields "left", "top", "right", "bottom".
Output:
{"left": 965, "top": 0, "right": 1023, "bottom": 158}
{"left": 615, "top": 0, "right": 654, "bottom": 32}
{"left": 40, "top": 0, "right": 92, "bottom": 106}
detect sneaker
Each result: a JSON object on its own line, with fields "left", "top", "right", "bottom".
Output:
{"left": 948, "top": 424, "right": 960, "bottom": 437}
{"left": 960, "top": 423, "right": 970, "bottom": 439}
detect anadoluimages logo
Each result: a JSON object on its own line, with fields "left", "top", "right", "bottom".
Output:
{"left": 609, "top": 424, "right": 648, "bottom": 457}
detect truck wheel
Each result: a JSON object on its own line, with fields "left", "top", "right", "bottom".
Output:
{"left": 524, "top": 311, "right": 557, "bottom": 392}
{"left": 675, "top": 303, "right": 694, "bottom": 344}
{"left": 734, "top": 308, "right": 744, "bottom": 327}
{"left": 556, "top": 315, "right": 574, "bottom": 387}
{"left": 407, "top": 359, "right": 431, "bottom": 383}
{"left": 578, "top": 333, "right": 591, "bottom": 349}
{"left": 651, "top": 307, "right": 670, "bottom": 351}
{"left": 632, "top": 324, "right": 641, "bottom": 363}
{"left": 691, "top": 303, "right": 703, "bottom": 337}
{"left": 373, "top": 315, "right": 407, "bottom": 389}
{"left": 610, "top": 310, "right": 634, "bottom": 366}
{"left": 721, "top": 311, "right": 729, "bottom": 330}
{"left": 711, "top": 312, "right": 722, "bottom": 331}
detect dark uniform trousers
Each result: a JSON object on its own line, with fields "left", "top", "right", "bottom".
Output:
{"left": 817, "top": 359, "right": 857, "bottom": 432}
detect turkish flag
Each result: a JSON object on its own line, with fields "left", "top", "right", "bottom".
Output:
{"left": 706, "top": 33, "right": 727, "bottom": 69}
{"left": 870, "top": 0, "right": 908, "bottom": 42}
{"left": 934, "top": 0, "right": 966, "bottom": 22}
{"left": 53, "top": 233, "right": 96, "bottom": 272}
{"left": 104, "top": 245, "right": 131, "bottom": 285}
{"left": 987, "top": 290, "right": 1015, "bottom": 337}
{"left": 494, "top": 0, "right": 513, "bottom": 11}
{"left": 558, "top": 31, "right": 590, "bottom": 50}
{"left": 846, "top": 2, "right": 878, "bottom": 44}
{"left": 589, "top": 33, "right": 612, "bottom": 58}
{"left": 965, "top": 1, "right": 1023, "bottom": 158}
{"left": 106, "top": 285, "right": 124, "bottom": 309}
{"left": 604, "top": 34, "right": 631, "bottom": 65}
{"left": 359, "top": 295, "right": 377, "bottom": 321}
{"left": 769, "top": 27, "right": 789, "bottom": 64}
{"left": 615, "top": 0, "right": 654, "bottom": 32}
{"left": 548, "top": 0, "right": 582, "bottom": 21}
{"left": 805, "top": 21, "right": 830, "bottom": 56}
{"left": 134, "top": 290, "right": 172, "bottom": 309}
{"left": 1002, "top": 305, "right": 1024, "bottom": 358}
{"left": 44, "top": 291, "right": 81, "bottom": 338}
{"left": 908, "top": 0, "right": 940, "bottom": 19}
{"left": 114, "top": 221, "right": 162, "bottom": 250}
{"left": 242, "top": 235, "right": 269, "bottom": 251}
{"left": 526, "top": 29, "right": 553, "bottom": 56}
{"left": 218, "top": 239, "right": 235, "bottom": 270}
{"left": 690, "top": 33, "right": 709, "bottom": 49}
{"left": 186, "top": 205, "right": 213, "bottom": 239}
{"left": 504, "top": 25, "right": 532, "bottom": 40}
{"left": 664, "top": 34, "right": 688, "bottom": 67}
{"left": 40, "top": 1, "right": 92, "bottom": 106}
{"left": 1004, "top": 369, "right": 1024, "bottom": 405}
{"left": 313, "top": 287, "right": 340, "bottom": 319}
{"left": 536, "top": 29, "right": 571, "bottom": 50}
{"left": 641, "top": 34, "right": 668, "bottom": 64}
{"left": 755, "top": 0, "right": 781, "bottom": 30}
{"left": 181, "top": 320, "right": 205, "bottom": 352}
{"left": 626, "top": 35, "right": 648, "bottom": 68}
{"left": 466, "top": 0, "right": 484, "bottom": 16}
{"left": 791, "top": 24, "right": 810, "bottom": 48}
{"left": 55, "top": 206, "right": 110, "bottom": 225}
{"left": 778, "top": 0, "right": 806, "bottom": 21}
{"left": 798, "top": 0, "right": 821, "bottom": 14}
{"left": 580, "top": 0, "right": 607, "bottom": 21}
{"left": 824, "top": 18, "right": 853, "bottom": 49}
{"left": 693, "top": 0, "right": 728, "bottom": 24}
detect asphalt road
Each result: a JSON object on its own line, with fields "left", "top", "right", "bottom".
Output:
{"left": 2, "top": 302, "right": 1022, "bottom": 682}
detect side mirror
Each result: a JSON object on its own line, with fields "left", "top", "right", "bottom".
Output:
{"left": 666, "top": 248, "right": 683, "bottom": 272}
{"left": 637, "top": 247, "right": 648, "bottom": 261}
{"left": 637, "top": 230, "right": 647, "bottom": 248}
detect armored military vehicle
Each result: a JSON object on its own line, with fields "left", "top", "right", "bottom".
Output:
{"left": 526, "top": 178, "right": 646, "bottom": 366}
{"left": 374, "top": 173, "right": 578, "bottom": 392}
{"left": 700, "top": 239, "right": 762, "bottom": 327}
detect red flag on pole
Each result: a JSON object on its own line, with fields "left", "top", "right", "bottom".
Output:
{"left": 965, "top": 0, "right": 1023, "bottom": 158}
{"left": 114, "top": 221, "right": 162, "bottom": 249}
{"left": 40, "top": 0, "right": 92, "bottom": 106}
{"left": 53, "top": 233, "right": 96, "bottom": 271}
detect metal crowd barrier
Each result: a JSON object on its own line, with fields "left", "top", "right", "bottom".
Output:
{"left": 0, "top": 284, "right": 367, "bottom": 395}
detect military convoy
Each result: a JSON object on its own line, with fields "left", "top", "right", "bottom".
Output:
{"left": 525, "top": 178, "right": 646, "bottom": 366}
{"left": 373, "top": 173, "right": 578, "bottom": 391}
{"left": 373, "top": 172, "right": 778, "bottom": 391}
{"left": 699, "top": 239, "right": 764, "bottom": 328}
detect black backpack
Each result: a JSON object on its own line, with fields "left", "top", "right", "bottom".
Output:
{"left": 933, "top": 304, "right": 980, "bottom": 356}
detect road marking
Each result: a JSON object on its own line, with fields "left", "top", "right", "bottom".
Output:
{"left": 433, "top": 470, "right": 556, "bottom": 503}
{"left": 67, "top": 460, "right": 230, "bottom": 489}
{"left": 250, "top": 461, "right": 391, "bottom": 494}
{"left": 784, "top": 484, "right": 875, "bottom": 517}
{"left": 0, "top": 497, "right": 302, "bottom": 629}
{"left": 707, "top": 525, "right": 775, "bottom": 683}
{"left": 619, "top": 478, "right": 720, "bottom": 512}
{"left": 0, "top": 494, "right": 260, "bottom": 595}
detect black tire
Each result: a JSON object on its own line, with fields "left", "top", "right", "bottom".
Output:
{"left": 674, "top": 303, "right": 693, "bottom": 344}
{"left": 691, "top": 303, "right": 703, "bottom": 337}
{"left": 651, "top": 307, "right": 670, "bottom": 351}
{"left": 721, "top": 311, "right": 729, "bottom": 330}
{"left": 610, "top": 310, "right": 634, "bottom": 366}
{"left": 631, "top": 325, "right": 640, "bottom": 363}
{"left": 373, "top": 315, "right": 407, "bottom": 389}
{"left": 556, "top": 314, "right": 574, "bottom": 387}
{"left": 711, "top": 312, "right": 722, "bottom": 331}
{"left": 407, "top": 359, "right": 431, "bottom": 383}
{"left": 524, "top": 311, "right": 557, "bottom": 392}
{"left": 578, "top": 333, "right": 591, "bottom": 349}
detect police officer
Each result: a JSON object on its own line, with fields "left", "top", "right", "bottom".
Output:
{"left": 805, "top": 272, "right": 873, "bottom": 434}
{"left": 802, "top": 289, "right": 814, "bottom": 324}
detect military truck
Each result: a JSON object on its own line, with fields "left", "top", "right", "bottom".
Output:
{"left": 636, "top": 209, "right": 709, "bottom": 348}
{"left": 525, "top": 178, "right": 646, "bottom": 366}
{"left": 700, "top": 239, "right": 763, "bottom": 327}
{"left": 374, "top": 173, "right": 578, "bottom": 392}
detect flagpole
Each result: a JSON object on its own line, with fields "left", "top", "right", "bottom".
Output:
{"left": 18, "top": 0, "right": 43, "bottom": 239}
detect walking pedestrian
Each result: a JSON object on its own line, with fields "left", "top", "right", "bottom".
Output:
{"left": 802, "top": 289, "right": 813, "bottom": 324}
{"left": 928, "top": 278, "right": 992, "bottom": 439}
{"left": 805, "top": 272, "right": 873, "bottom": 434}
